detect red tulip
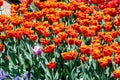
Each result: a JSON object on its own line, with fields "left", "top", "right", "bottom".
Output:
{"left": 46, "top": 62, "right": 56, "bottom": 69}
{"left": 107, "top": 1, "right": 118, "bottom": 8}
{"left": 75, "top": 0, "right": 82, "bottom": 2}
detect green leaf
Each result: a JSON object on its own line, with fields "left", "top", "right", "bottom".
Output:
{"left": 93, "top": 71, "right": 100, "bottom": 80}
{"left": 93, "top": 60, "right": 96, "bottom": 70}
{"left": 40, "top": 62, "right": 52, "bottom": 80}
{"left": 8, "top": 51, "right": 18, "bottom": 66}
{"left": 118, "top": 36, "right": 120, "bottom": 44}
{"left": 54, "top": 71, "right": 59, "bottom": 80}
{"left": 71, "top": 67, "right": 76, "bottom": 80}
{"left": 20, "top": 48, "right": 32, "bottom": 66}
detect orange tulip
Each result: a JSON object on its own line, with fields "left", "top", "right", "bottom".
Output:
{"left": 43, "top": 44, "right": 55, "bottom": 54}
{"left": 14, "top": 31, "right": 23, "bottom": 40}
{"left": 79, "top": 26, "right": 88, "bottom": 34}
{"left": 10, "top": 17, "right": 22, "bottom": 26}
{"left": 91, "top": 49, "right": 101, "bottom": 60}
{"left": 0, "top": 24, "right": 4, "bottom": 32}
{"left": 53, "top": 37, "right": 62, "bottom": 46}
{"left": 110, "top": 42, "right": 118, "bottom": 51}
{"left": 97, "top": 32, "right": 104, "bottom": 39}
{"left": 103, "top": 34, "right": 113, "bottom": 43}
{"left": 4, "top": 25, "right": 13, "bottom": 30}
{"left": 89, "top": 25, "right": 98, "bottom": 31}
{"left": 0, "top": 43, "right": 3, "bottom": 52}
{"left": 79, "top": 45, "right": 90, "bottom": 54}
{"left": 58, "top": 32, "right": 67, "bottom": 40}
{"left": 79, "top": 4, "right": 88, "bottom": 12}
{"left": 20, "top": 3, "right": 27, "bottom": 14}
{"left": 104, "top": 22, "right": 113, "bottom": 31}
{"left": 6, "top": 30, "right": 14, "bottom": 38}
{"left": 114, "top": 54, "right": 120, "bottom": 64}
{"left": 40, "top": 38, "right": 50, "bottom": 46}
{"left": 98, "top": 57, "right": 108, "bottom": 68}
{"left": 113, "top": 19, "right": 120, "bottom": 26}
{"left": 80, "top": 54, "right": 89, "bottom": 63}
{"left": 66, "top": 27, "right": 79, "bottom": 38}
{"left": 118, "top": 29, "right": 120, "bottom": 35}
{"left": 111, "top": 31, "right": 118, "bottom": 38}
{"left": 92, "top": 37, "right": 101, "bottom": 44}
{"left": 75, "top": 11, "right": 88, "bottom": 19}
{"left": 102, "top": 46, "right": 113, "bottom": 56}
{"left": 65, "top": 38, "right": 75, "bottom": 45}
{"left": 28, "top": 34, "right": 37, "bottom": 41}
{"left": 104, "top": 15, "right": 111, "bottom": 22}
{"left": 92, "top": 12, "right": 103, "bottom": 22}
{"left": 114, "top": 46, "right": 120, "bottom": 55}
{"left": 0, "top": 34, "right": 6, "bottom": 41}
{"left": 90, "top": 20, "right": 98, "bottom": 26}
{"left": 22, "top": 21, "right": 32, "bottom": 28}
{"left": 80, "top": 19, "right": 89, "bottom": 26}
{"left": 113, "top": 69, "right": 120, "bottom": 78}
{"left": 61, "top": 51, "right": 78, "bottom": 61}
{"left": 52, "top": 26, "right": 61, "bottom": 34}
{"left": 46, "top": 62, "right": 56, "bottom": 69}
{"left": 75, "top": 39, "right": 82, "bottom": 47}
{"left": 41, "top": 29, "right": 50, "bottom": 37}
{"left": 88, "top": 30, "right": 95, "bottom": 37}
{"left": 71, "top": 23, "right": 79, "bottom": 31}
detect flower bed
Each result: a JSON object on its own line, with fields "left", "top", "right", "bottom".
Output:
{"left": 0, "top": 0, "right": 120, "bottom": 79}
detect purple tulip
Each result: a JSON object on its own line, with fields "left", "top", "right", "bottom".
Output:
{"left": 33, "top": 45, "right": 42, "bottom": 56}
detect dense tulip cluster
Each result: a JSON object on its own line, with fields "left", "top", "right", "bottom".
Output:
{"left": 1, "top": 0, "right": 120, "bottom": 79}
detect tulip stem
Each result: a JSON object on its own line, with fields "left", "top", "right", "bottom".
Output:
{"left": 69, "top": 60, "right": 72, "bottom": 71}
{"left": 26, "top": 64, "right": 31, "bottom": 80}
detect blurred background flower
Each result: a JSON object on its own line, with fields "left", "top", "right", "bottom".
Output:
{"left": 0, "top": 69, "right": 9, "bottom": 79}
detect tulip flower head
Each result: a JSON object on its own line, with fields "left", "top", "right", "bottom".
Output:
{"left": 0, "top": 0, "right": 3, "bottom": 6}
{"left": 46, "top": 62, "right": 56, "bottom": 69}
{"left": 33, "top": 45, "right": 42, "bottom": 56}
